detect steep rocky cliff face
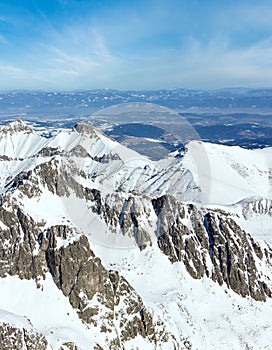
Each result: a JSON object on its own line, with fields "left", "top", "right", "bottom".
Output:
{"left": 152, "top": 196, "right": 272, "bottom": 301}
{"left": 0, "top": 195, "right": 175, "bottom": 349}
{"left": 0, "top": 120, "right": 271, "bottom": 349}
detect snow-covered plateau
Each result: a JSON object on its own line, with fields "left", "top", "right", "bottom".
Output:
{"left": 0, "top": 119, "right": 271, "bottom": 350}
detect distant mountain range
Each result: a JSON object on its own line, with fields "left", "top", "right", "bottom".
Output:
{"left": 0, "top": 88, "right": 271, "bottom": 151}
{"left": 1, "top": 88, "right": 272, "bottom": 115}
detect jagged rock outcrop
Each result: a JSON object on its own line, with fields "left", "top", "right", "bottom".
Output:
{"left": 38, "top": 146, "right": 63, "bottom": 157}
{"left": 59, "top": 342, "right": 79, "bottom": 350}
{"left": 85, "top": 190, "right": 154, "bottom": 249}
{"left": 152, "top": 195, "right": 272, "bottom": 301}
{"left": 0, "top": 203, "right": 46, "bottom": 281}
{"left": 43, "top": 229, "right": 171, "bottom": 348}
{"left": 241, "top": 197, "right": 272, "bottom": 218}
{"left": 73, "top": 123, "right": 98, "bottom": 136}
{"left": 0, "top": 322, "right": 47, "bottom": 350}
{"left": 0, "top": 195, "right": 173, "bottom": 348}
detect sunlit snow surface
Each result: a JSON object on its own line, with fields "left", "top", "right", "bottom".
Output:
{"left": 0, "top": 275, "right": 100, "bottom": 349}
{"left": 182, "top": 141, "right": 272, "bottom": 205}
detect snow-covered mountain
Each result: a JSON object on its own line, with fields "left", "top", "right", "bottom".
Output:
{"left": 0, "top": 120, "right": 271, "bottom": 349}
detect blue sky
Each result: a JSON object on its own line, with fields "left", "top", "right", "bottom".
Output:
{"left": 1, "top": 0, "right": 272, "bottom": 90}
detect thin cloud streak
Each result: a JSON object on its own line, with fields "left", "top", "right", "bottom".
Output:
{"left": 1, "top": 1, "right": 272, "bottom": 90}
{"left": 0, "top": 64, "right": 25, "bottom": 75}
{"left": 173, "top": 38, "right": 272, "bottom": 88}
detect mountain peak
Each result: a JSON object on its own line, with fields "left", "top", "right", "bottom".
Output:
{"left": 73, "top": 123, "right": 97, "bottom": 135}
{"left": 1, "top": 119, "right": 34, "bottom": 135}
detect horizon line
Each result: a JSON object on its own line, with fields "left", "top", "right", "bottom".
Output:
{"left": 1, "top": 86, "right": 272, "bottom": 94}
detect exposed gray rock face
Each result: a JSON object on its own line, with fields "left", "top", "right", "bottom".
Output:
{"left": 152, "top": 195, "right": 272, "bottom": 301}
{"left": 35, "top": 159, "right": 84, "bottom": 198}
{"left": 38, "top": 147, "right": 63, "bottom": 157}
{"left": 0, "top": 322, "right": 48, "bottom": 350}
{"left": 0, "top": 204, "right": 46, "bottom": 281}
{"left": 84, "top": 190, "right": 154, "bottom": 249}
{"left": 69, "top": 144, "right": 91, "bottom": 158}
{"left": 43, "top": 230, "right": 173, "bottom": 348}
{"left": 0, "top": 195, "right": 174, "bottom": 349}
{"left": 73, "top": 123, "right": 98, "bottom": 136}
{"left": 6, "top": 170, "right": 42, "bottom": 198}
{"left": 241, "top": 197, "right": 272, "bottom": 218}
{"left": 203, "top": 212, "right": 268, "bottom": 300}
{"left": 59, "top": 342, "right": 79, "bottom": 350}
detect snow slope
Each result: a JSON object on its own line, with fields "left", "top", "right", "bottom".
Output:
{"left": 182, "top": 141, "right": 272, "bottom": 205}
{"left": 0, "top": 275, "right": 97, "bottom": 349}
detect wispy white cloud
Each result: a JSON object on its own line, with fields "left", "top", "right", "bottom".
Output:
{"left": 1, "top": 0, "right": 272, "bottom": 90}
{"left": 166, "top": 36, "right": 272, "bottom": 88}
{"left": 25, "top": 26, "right": 272, "bottom": 90}
{"left": 91, "top": 31, "right": 115, "bottom": 62}
{"left": 0, "top": 62, "right": 55, "bottom": 90}
{"left": 49, "top": 47, "right": 101, "bottom": 70}
{"left": 27, "top": 26, "right": 124, "bottom": 89}
{"left": 0, "top": 64, "right": 25, "bottom": 75}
